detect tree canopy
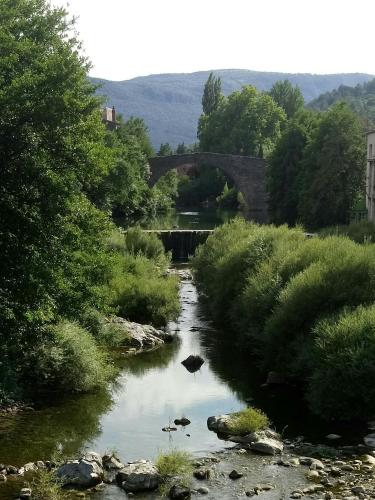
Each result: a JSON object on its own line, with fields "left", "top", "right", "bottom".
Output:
{"left": 198, "top": 85, "right": 286, "bottom": 156}
{"left": 202, "top": 72, "right": 222, "bottom": 116}
{"left": 268, "top": 80, "right": 304, "bottom": 119}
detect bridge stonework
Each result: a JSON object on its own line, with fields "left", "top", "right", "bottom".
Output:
{"left": 148, "top": 153, "right": 268, "bottom": 223}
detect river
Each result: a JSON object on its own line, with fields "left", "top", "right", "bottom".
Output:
{"left": 0, "top": 209, "right": 364, "bottom": 499}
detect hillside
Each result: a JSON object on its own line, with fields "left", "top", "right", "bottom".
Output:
{"left": 309, "top": 78, "right": 375, "bottom": 126}
{"left": 91, "top": 70, "right": 374, "bottom": 148}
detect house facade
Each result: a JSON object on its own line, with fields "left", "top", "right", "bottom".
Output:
{"left": 366, "top": 130, "right": 375, "bottom": 222}
{"left": 102, "top": 106, "right": 117, "bottom": 131}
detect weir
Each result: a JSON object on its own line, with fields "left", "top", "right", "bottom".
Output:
{"left": 144, "top": 229, "right": 213, "bottom": 260}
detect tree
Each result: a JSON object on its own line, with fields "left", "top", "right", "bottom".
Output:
{"left": 267, "top": 109, "right": 319, "bottom": 225}
{"left": 158, "top": 143, "right": 174, "bottom": 156}
{"left": 0, "top": 0, "right": 113, "bottom": 389}
{"left": 202, "top": 72, "right": 222, "bottom": 116}
{"left": 119, "top": 116, "right": 154, "bottom": 158}
{"left": 198, "top": 85, "right": 286, "bottom": 156}
{"left": 298, "top": 103, "right": 366, "bottom": 228}
{"left": 175, "top": 142, "right": 188, "bottom": 154}
{"left": 268, "top": 80, "right": 304, "bottom": 120}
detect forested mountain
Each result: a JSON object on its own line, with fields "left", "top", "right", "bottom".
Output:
{"left": 91, "top": 70, "right": 374, "bottom": 147}
{"left": 309, "top": 78, "right": 375, "bottom": 126}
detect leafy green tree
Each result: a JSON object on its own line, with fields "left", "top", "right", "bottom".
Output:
{"left": 119, "top": 116, "right": 154, "bottom": 158}
{"left": 158, "top": 143, "right": 174, "bottom": 156}
{"left": 268, "top": 80, "right": 304, "bottom": 119}
{"left": 176, "top": 142, "right": 188, "bottom": 154}
{"left": 202, "top": 72, "right": 222, "bottom": 116}
{"left": 198, "top": 85, "right": 286, "bottom": 156}
{"left": 298, "top": 103, "right": 366, "bottom": 228}
{"left": 0, "top": 0, "right": 114, "bottom": 393}
{"left": 267, "top": 109, "right": 319, "bottom": 225}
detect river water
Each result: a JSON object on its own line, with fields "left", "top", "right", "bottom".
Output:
{"left": 0, "top": 210, "right": 364, "bottom": 498}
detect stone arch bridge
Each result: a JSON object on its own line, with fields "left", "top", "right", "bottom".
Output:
{"left": 148, "top": 153, "right": 268, "bottom": 223}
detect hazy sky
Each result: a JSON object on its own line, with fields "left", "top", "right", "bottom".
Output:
{"left": 50, "top": 0, "right": 375, "bottom": 81}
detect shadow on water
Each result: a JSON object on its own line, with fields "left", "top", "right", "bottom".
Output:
{"left": 199, "top": 322, "right": 367, "bottom": 444}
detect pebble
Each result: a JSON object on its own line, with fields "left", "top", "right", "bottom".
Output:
{"left": 307, "top": 470, "right": 320, "bottom": 480}
{"left": 291, "top": 493, "right": 302, "bottom": 499}
{"left": 197, "top": 487, "right": 209, "bottom": 494}
{"left": 229, "top": 470, "right": 243, "bottom": 480}
{"left": 19, "top": 488, "right": 31, "bottom": 500}
{"left": 0, "top": 474, "right": 6, "bottom": 482}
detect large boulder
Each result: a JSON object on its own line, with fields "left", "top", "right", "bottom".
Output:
{"left": 116, "top": 460, "right": 160, "bottom": 492}
{"left": 106, "top": 317, "right": 173, "bottom": 351}
{"left": 207, "top": 414, "right": 232, "bottom": 433}
{"left": 56, "top": 453, "right": 103, "bottom": 487}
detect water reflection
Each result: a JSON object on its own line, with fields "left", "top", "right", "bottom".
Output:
{"left": 116, "top": 207, "right": 240, "bottom": 230}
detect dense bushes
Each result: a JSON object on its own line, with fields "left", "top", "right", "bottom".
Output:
{"left": 192, "top": 218, "right": 375, "bottom": 419}
{"left": 26, "top": 321, "right": 115, "bottom": 393}
{"left": 319, "top": 220, "right": 375, "bottom": 244}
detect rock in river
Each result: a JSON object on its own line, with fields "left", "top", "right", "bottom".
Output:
{"left": 169, "top": 484, "right": 191, "bottom": 499}
{"left": 181, "top": 355, "right": 204, "bottom": 373}
{"left": 116, "top": 460, "right": 160, "bottom": 492}
{"left": 106, "top": 316, "right": 173, "bottom": 352}
{"left": 56, "top": 452, "right": 103, "bottom": 487}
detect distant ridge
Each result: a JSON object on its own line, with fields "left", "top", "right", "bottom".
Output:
{"left": 91, "top": 69, "right": 374, "bottom": 147}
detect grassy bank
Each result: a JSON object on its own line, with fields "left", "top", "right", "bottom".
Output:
{"left": 0, "top": 228, "right": 179, "bottom": 404}
{"left": 192, "top": 218, "right": 375, "bottom": 420}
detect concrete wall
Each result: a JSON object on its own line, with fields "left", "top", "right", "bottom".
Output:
{"left": 148, "top": 153, "right": 268, "bottom": 223}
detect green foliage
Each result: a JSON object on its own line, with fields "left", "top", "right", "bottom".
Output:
{"left": 268, "top": 80, "right": 304, "bottom": 119}
{"left": 202, "top": 72, "right": 222, "bottom": 116}
{"left": 26, "top": 321, "right": 115, "bottom": 393}
{"left": 227, "top": 407, "right": 270, "bottom": 435}
{"left": 309, "top": 305, "right": 375, "bottom": 419}
{"left": 31, "top": 468, "right": 68, "bottom": 500}
{"left": 177, "top": 165, "right": 228, "bottom": 207}
{"left": 158, "top": 143, "right": 174, "bottom": 156}
{"left": 319, "top": 220, "right": 375, "bottom": 244}
{"left": 124, "top": 227, "right": 166, "bottom": 262}
{"left": 150, "top": 170, "right": 179, "bottom": 212}
{"left": 193, "top": 221, "right": 375, "bottom": 419}
{"left": 156, "top": 449, "right": 193, "bottom": 478}
{"left": 216, "top": 183, "right": 239, "bottom": 209}
{"left": 267, "top": 109, "right": 319, "bottom": 225}
{"left": 111, "top": 254, "right": 180, "bottom": 327}
{"left": 198, "top": 85, "right": 286, "bottom": 156}
{"left": 309, "top": 77, "right": 375, "bottom": 127}
{"left": 298, "top": 103, "right": 366, "bottom": 229}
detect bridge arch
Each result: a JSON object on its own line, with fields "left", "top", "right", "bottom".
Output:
{"left": 148, "top": 153, "right": 268, "bottom": 223}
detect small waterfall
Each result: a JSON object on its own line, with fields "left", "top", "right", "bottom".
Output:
{"left": 146, "top": 230, "right": 212, "bottom": 261}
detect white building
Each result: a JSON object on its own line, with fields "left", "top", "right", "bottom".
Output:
{"left": 366, "top": 130, "right": 375, "bottom": 222}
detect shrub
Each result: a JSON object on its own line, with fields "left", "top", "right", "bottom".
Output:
{"left": 31, "top": 469, "right": 68, "bottom": 500}
{"left": 111, "top": 254, "right": 179, "bottom": 327}
{"left": 226, "top": 407, "right": 270, "bottom": 435}
{"left": 26, "top": 321, "right": 115, "bottom": 393}
{"left": 124, "top": 226, "right": 167, "bottom": 262}
{"left": 319, "top": 220, "right": 375, "bottom": 244}
{"left": 263, "top": 239, "right": 375, "bottom": 376}
{"left": 308, "top": 305, "right": 375, "bottom": 419}
{"left": 156, "top": 449, "right": 193, "bottom": 478}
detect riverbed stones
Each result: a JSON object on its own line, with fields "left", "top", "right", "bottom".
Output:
{"left": 56, "top": 455, "right": 103, "bottom": 487}
{"left": 102, "top": 454, "right": 124, "bottom": 470}
{"left": 249, "top": 431, "right": 284, "bottom": 455}
{"left": 229, "top": 469, "right": 243, "bottom": 479}
{"left": 0, "top": 474, "right": 6, "bottom": 482}
{"left": 19, "top": 488, "right": 31, "bottom": 499}
{"left": 116, "top": 460, "right": 160, "bottom": 492}
{"left": 23, "top": 462, "right": 38, "bottom": 472}
{"left": 361, "top": 454, "right": 375, "bottom": 465}
{"left": 194, "top": 468, "right": 210, "bottom": 480}
{"left": 168, "top": 485, "right": 191, "bottom": 499}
